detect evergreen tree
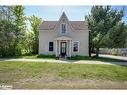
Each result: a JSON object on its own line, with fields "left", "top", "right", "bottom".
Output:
{"left": 86, "top": 6, "right": 125, "bottom": 57}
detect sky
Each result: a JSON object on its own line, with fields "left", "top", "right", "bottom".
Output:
{"left": 24, "top": 6, "right": 127, "bottom": 23}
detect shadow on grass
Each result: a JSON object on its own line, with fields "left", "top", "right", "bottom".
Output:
{"left": 67, "top": 55, "right": 127, "bottom": 62}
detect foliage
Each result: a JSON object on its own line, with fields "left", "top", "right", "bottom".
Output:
{"left": 12, "top": 5, "right": 26, "bottom": 32}
{"left": 22, "top": 31, "right": 35, "bottom": 55}
{"left": 37, "top": 54, "right": 55, "bottom": 58}
{"left": 0, "top": 6, "right": 13, "bottom": 21}
{"left": 102, "top": 22, "right": 127, "bottom": 48}
{"left": 11, "top": 5, "right": 27, "bottom": 55}
{"left": 28, "top": 15, "right": 42, "bottom": 54}
{"left": 0, "top": 6, "right": 42, "bottom": 57}
{"left": 86, "top": 6, "right": 126, "bottom": 57}
{"left": 111, "top": 48, "right": 120, "bottom": 56}
{"left": 0, "top": 20, "right": 19, "bottom": 57}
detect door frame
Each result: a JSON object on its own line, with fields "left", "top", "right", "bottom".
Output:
{"left": 60, "top": 42, "right": 67, "bottom": 57}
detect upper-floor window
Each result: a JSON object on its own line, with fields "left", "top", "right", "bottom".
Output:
{"left": 61, "top": 24, "right": 66, "bottom": 34}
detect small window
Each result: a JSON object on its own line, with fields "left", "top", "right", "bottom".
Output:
{"left": 61, "top": 24, "right": 66, "bottom": 34}
{"left": 49, "top": 42, "right": 53, "bottom": 51}
{"left": 73, "top": 42, "right": 79, "bottom": 52}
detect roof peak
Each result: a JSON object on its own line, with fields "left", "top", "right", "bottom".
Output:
{"left": 59, "top": 11, "right": 69, "bottom": 21}
{"left": 60, "top": 11, "right": 68, "bottom": 18}
{"left": 62, "top": 11, "right": 66, "bottom": 16}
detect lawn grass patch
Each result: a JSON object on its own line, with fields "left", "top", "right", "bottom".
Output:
{"left": 0, "top": 61, "right": 127, "bottom": 89}
{"left": 0, "top": 61, "right": 127, "bottom": 84}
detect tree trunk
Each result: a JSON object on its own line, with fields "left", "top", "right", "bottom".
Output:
{"left": 91, "top": 47, "right": 94, "bottom": 53}
{"left": 95, "top": 47, "right": 99, "bottom": 57}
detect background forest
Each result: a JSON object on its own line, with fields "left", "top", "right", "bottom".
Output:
{"left": 0, "top": 6, "right": 42, "bottom": 57}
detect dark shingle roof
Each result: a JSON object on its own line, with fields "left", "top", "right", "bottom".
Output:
{"left": 39, "top": 21, "right": 88, "bottom": 30}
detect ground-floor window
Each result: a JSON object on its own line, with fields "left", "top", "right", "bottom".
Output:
{"left": 73, "top": 41, "right": 79, "bottom": 52}
{"left": 49, "top": 42, "right": 53, "bottom": 51}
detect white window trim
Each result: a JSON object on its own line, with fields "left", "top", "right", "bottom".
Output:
{"left": 60, "top": 23, "right": 67, "bottom": 34}
{"left": 48, "top": 41, "right": 54, "bottom": 52}
{"left": 73, "top": 41, "right": 80, "bottom": 53}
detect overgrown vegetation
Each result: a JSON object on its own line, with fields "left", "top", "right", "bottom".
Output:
{"left": 37, "top": 54, "right": 56, "bottom": 58}
{"left": 0, "top": 54, "right": 56, "bottom": 59}
{"left": 0, "top": 6, "right": 42, "bottom": 57}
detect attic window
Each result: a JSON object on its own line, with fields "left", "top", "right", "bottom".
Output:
{"left": 61, "top": 24, "right": 66, "bottom": 34}
{"left": 62, "top": 19, "right": 65, "bottom": 22}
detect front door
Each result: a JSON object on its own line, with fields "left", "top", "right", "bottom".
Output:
{"left": 60, "top": 42, "right": 67, "bottom": 57}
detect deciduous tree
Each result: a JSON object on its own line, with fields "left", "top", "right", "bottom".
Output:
{"left": 28, "top": 15, "right": 42, "bottom": 54}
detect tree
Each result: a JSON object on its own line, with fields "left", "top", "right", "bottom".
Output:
{"left": 86, "top": 6, "right": 125, "bottom": 57}
{"left": 0, "top": 6, "right": 19, "bottom": 57}
{"left": 0, "top": 6, "right": 43, "bottom": 57}
{"left": 11, "top": 5, "right": 26, "bottom": 55}
{"left": 22, "top": 31, "right": 35, "bottom": 55}
{"left": 0, "top": 6, "right": 13, "bottom": 21}
{"left": 103, "top": 22, "right": 127, "bottom": 48}
{"left": 0, "top": 20, "right": 18, "bottom": 57}
{"left": 28, "top": 15, "right": 42, "bottom": 54}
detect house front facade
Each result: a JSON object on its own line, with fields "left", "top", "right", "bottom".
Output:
{"left": 39, "top": 12, "right": 89, "bottom": 57}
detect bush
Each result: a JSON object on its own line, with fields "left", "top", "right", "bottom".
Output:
{"left": 37, "top": 54, "right": 56, "bottom": 58}
{"left": 67, "top": 55, "right": 91, "bottom": 60}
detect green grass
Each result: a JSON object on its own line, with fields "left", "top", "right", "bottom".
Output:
{"left": 0, "top": 61, "right": 127, "bottom": 89}
{"left": 0, "top": 61, "right": 127, "bottom": 83}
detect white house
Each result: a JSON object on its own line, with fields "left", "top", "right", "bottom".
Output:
{"left": 39, "top": 12, "right": 89, "bottom": 57}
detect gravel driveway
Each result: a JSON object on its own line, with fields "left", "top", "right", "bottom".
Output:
{"left": 0, "top": 58, "right": 127, "bottom": 66}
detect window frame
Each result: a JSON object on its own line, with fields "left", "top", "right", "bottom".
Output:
{"left": 60, "top": 23, "right": 67, "bottom": 34}
{"left": 49, "top": 41, "right": 54, "bottom": 52}
{"left": 73, "top": 41, "right": 79, "bottom": 52}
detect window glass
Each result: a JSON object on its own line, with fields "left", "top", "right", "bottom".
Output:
{"left": 73, "top": 42, "right": 79, "bottom": 52}
{"left": 49, "top": 42, "right": 53, "bottom": 51}
{"left": 61, "top": 24, "right": 66, "bottom": 34}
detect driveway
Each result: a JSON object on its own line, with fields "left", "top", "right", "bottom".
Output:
{"left": 99, "top": 54, "right": 127, "bottom": 61}
{"left": 0, "top": 58, "right": 127, "bottom": 66}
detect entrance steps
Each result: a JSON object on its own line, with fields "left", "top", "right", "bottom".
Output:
{"left": 57, "top": 56, "right": 67, "bottom": 60}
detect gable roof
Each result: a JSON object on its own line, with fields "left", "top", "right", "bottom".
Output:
{"left": 39, "top": 21, "right": 88, "bottom": 30}
{"left": 39, "top": 21, "right": 57, "bottom": 30}
{"left": 39, "top": 12, "right": 88, "bottom": 30}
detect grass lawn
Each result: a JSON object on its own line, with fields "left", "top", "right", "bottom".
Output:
{"left": 0, "top": 61, "right": 127, "bottom": 89}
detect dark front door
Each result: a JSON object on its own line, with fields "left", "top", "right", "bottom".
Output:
{"left": 60, "top": 42, "right": 67, "bottom": 57}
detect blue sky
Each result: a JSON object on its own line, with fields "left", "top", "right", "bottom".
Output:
{"left": 25, "top": 6, "right": 127, "bottom": 23}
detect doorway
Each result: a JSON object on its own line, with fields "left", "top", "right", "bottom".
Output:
{"left": 60, "top": 42, "right": 67, "bottom": 57}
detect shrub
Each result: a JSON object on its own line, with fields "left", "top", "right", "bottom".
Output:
{"left": 67, "top": 55, "right": 91, "bottom": 60}
{"left": 111, "top": 48, "right": 121, "bottom": 56}
{"left": 37, "top": 54, "right": 55, "bottom": 58}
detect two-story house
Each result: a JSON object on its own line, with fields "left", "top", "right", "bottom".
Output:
{"left": 39, "top": 12, "right": 89, "bottom": 57}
